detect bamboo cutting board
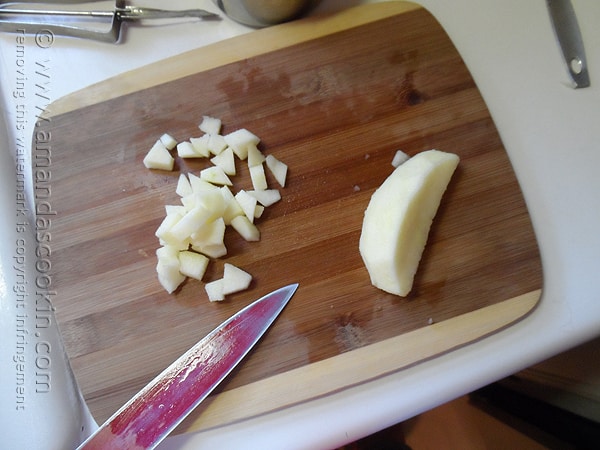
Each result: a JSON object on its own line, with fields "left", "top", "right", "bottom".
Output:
{"left": 41, "top": 2, "right": 542, "bottom": 432}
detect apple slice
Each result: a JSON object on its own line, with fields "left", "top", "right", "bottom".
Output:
{"left": 166, "top": 205, "right": 211, "bottom": 243}
{"left": 196, "top": 189, "right": 227, "bottom": 219}
{"left": 205, "top": 279, "right": 225, "bottom": 302}
{"left": 220, "top": 186, "right": 244, "bottom": 224}
{"left": 247, "top": 189, "right": 281, "bottom": 207}
{"left": 176, "top": 141, "right": 201, "bottom": 159}
{"left": 231, "top": 215, "right": 260, "bottom": 242}
{"left": 265, "top": 154, "right": 288, "bottom": 187}
{"left": 190, "top": 135, "right": 211, "bottom": 158}
{"left": 200, "top": 166, "right": 232, "bottom": 186}
{"left": 199, "top": 115, "right": 222, "bottom": 135}
{"left": 155, "top": 211, "right": 183, "bottom": 241}
{"left": 234, "top": 190, "right": 258, "bottom": 223}
{"left": 191, "top": 217, "right": 227, "bottom": 258}
{"left": 247, "top": 144, "right": 266, "bottom": 167}
{"left": 249, "top": 164, "right": 268, "bottom": 191}
{"left": 143, "top": 140, "right": 174, "bottom": 171}
{"left": 222, "top": 263, "right": 252, "bottom": 295}
{"left": 157, "top": 261, "right": 186, "bottom": 294}
{"left": 164, "top": 204, "right": 186, "bottom": 216}
{"left": 391, "top": 150, "right": 410, "bottom": 168}
{"left": 178, "top": 250, "right": 209, "bottom": 281}
{"left": 188, "top": 173, "right": 218, "bottom": 193}
{"left": 180, "top": 190, "right": 226, "bottom": 224}
{"left": 175, "top": 173, "right": 193, "bottom": 197}
{"left": 159, "top": 133, "right": 178, "bottom": 150}
{"left": 156, "top": 247, "right": 185, "bottom": 294}
{"left": 224, "top": 128, "right": 260, "bottom": 160}
{"left": 156, "top": 245, "right": 180, "bottom": 266}
{"left": 207, "top": 134, "right": 228, "bottom": 156}
{"left": 210, "top": 147, "right": 236, "bottom": 176}
{"left": 359, "top": 149, "right": 459, "bottom": 296}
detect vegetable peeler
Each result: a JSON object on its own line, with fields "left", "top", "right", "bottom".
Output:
{"left": 0, "top": 1, "right": 220, "bottom": 43}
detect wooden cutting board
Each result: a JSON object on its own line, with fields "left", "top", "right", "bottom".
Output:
{"left": 40, "top": 2, "right": 542, "bottom": 432}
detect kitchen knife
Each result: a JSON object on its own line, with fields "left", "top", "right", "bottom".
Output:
{"left": 76, "top": 283, "right": 298, "bottom": 449}
{"left": 546, "top": 0, "right": 590, "bottom": 88}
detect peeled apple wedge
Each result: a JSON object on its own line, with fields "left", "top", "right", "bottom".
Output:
{"left": 359, "top": 149, "right": 459, "bottom": 297}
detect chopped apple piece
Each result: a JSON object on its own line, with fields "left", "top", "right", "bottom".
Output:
{"left": 159, "top": 133, "right": 178, "bottom": 150}
{"left": 247, "top": 189, "right": 281, "bottom": 207}
{"left": 158, "top": 236, "right": 190, "bottom": 251}
{"left": 221, "top": 186, "right": 244, "bottom": 224}
{"left": 208, "top": 134, "right": 228, "bottom": 155}
{"left": 254, "top": 204, "right": 264, "bottom": 219}
{"left": 222, "top": 263, "right": 252, "bottom": 295}
{"left": 178, "top": 250, "right": 209, "bottom": 281}
{"left": 359, "top": 149, "right": 459, "bottom": 296}
{"left": 175, "top": 173, "right": 193, "bottom": 197}
{"left": 247, "top": 144, "right": 266, "bottom": 167}
{"left": 391, "top": 150, "right": 410, "bottom": 168}
{"left": 200, "top": 166, "right": 232, "bottom": 186}
{"left": 210, "top": 147, "right": 236, "bottom": 176}
{"left": 222, "top": 206, "right": 244, "bottom": 226}
{"left": 198, "top": 242, "right": 227, "bottom": 259}
{"left": 188, "top": 173, "right": 218, "bottom": 193}
{"left": 180, "top": 193, "right": 197, "bottom": 211}
{"left": 156, "top": 245, "right": 180, "bottom": 266}
{"left": 199, "top": 116, "right": 222, "bottom": 135}
{"left": 191, "top": 217, "right": 227, "bottom": 258}
{"left": 155, "top": 211, "right": 183, "bottom": 241}
{"left": 265, "top": 154, "right": 287, "bottom": 187}
{"left": 166, "top": 205, "right": 211, "bottom": 243}
{"left": 156, "top": 246, "right": 187, "bottom": 293}
{"left": 165, "top": 204, "right": 186, "bottom": 216}
{"left": 219, "top": 185, "right": 235, "bottom": 201}
{"left": 190, "top": 135, "right": 211, "bottom": 158}
{"left": 234, "top": 190, "right": 258, "bottom": 223}
{"left": 224, "top": 128, "right": 260, "bottom": 160}
{"left": 249, "top": 164, "right": 268, "bottom": 191}
{"left": 156, "top": 260, "right": 186, "bottom": 294}
{"left": 175, "top": 141, "right": 199, "bottom": 159}
{"left": 231, "top": 215, "right": 260, "bottom": 242}
{"left": 205, "top": 278, "right": 225, "bottom": 302}
{"left": 143, "top": 140, "right": 174, "bottom": 171}
{"left": 196, "top": 189, "right": 227, "bottom": 220}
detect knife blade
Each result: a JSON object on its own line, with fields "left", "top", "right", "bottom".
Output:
{"left": 546, "top": 0, "right": 590, "bottom": 88}
{"left": 76, "top": 283, "right": 298, "bottom": 450}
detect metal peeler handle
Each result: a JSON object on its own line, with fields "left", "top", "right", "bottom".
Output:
{"left": 0, "top": 1, "right": 220, "bottom": 43}
{"left": 117, "top": 6, "right": 220, "bottom": 20}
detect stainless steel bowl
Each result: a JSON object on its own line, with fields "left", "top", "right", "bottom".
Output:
{"left": 214, "top": 0, "right": 321, "bottom": 27}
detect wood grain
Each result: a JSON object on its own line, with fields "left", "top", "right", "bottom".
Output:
{"left": 38, "top": 2, "right": 542, "bottom": 429}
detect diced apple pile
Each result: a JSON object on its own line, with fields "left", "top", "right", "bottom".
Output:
{"left": 144, "top": 116, "right": 288, "bottom": 301}
{"left": 359, "top": 149, "right": 459, "bottom": 297}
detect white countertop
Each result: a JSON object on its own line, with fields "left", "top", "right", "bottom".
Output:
{"left": 1, "top": 1, "right": 599, "bottom": 449}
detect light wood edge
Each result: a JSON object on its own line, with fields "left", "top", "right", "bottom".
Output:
{"left": 47, "top": 2, "right": 420, "bottom": 117}
{"left": 178, "top": 289, "right": 541, "bottom": 434}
